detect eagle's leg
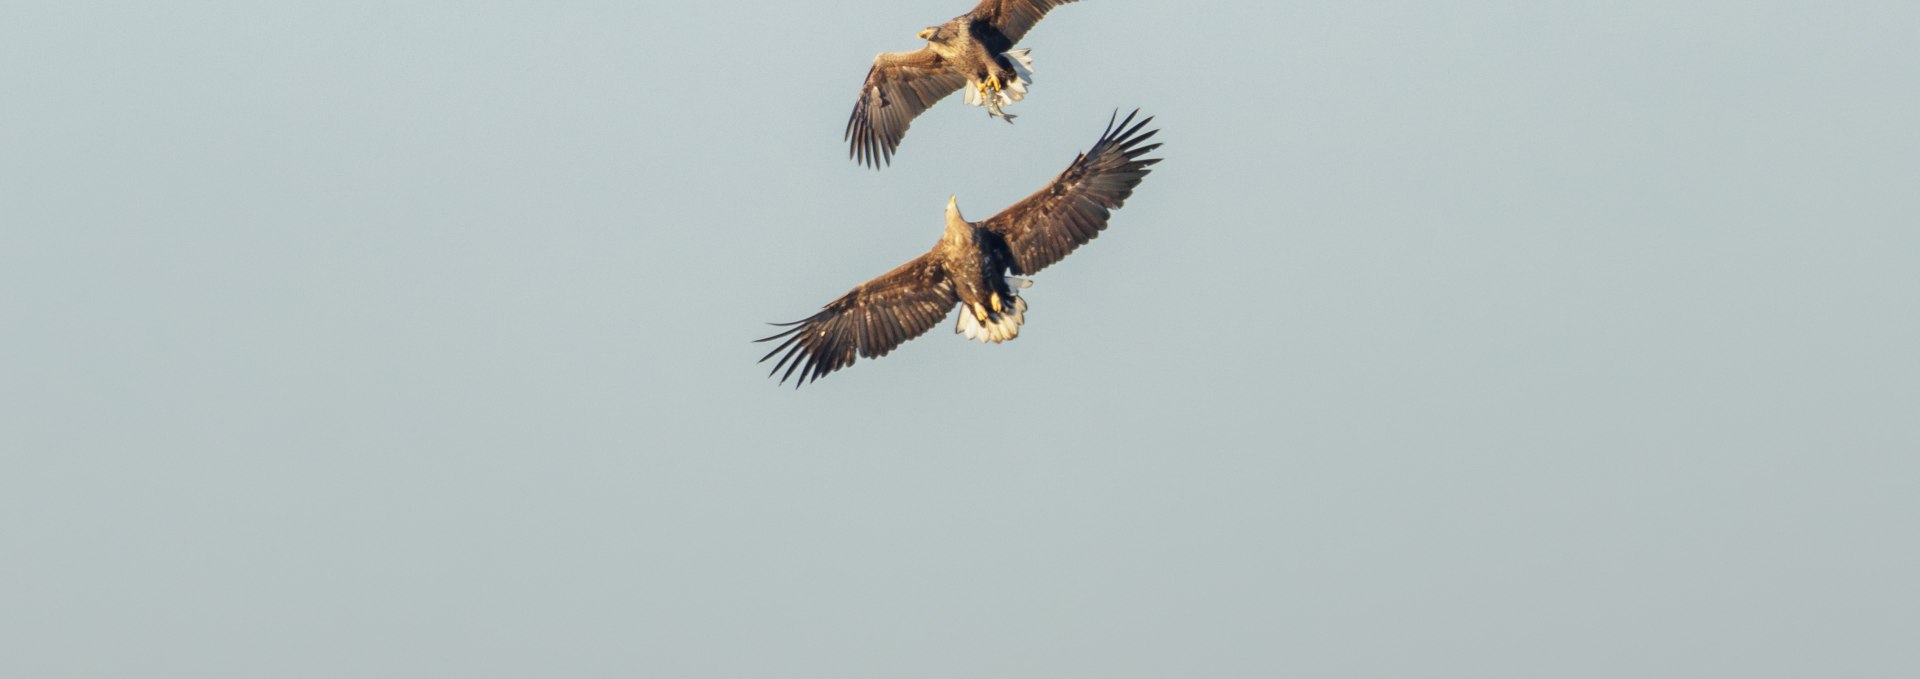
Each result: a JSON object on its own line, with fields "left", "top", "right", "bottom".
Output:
{"left": 975, "top": 74, "right": 1004, "bottom": 101}
{"left": 990, "top": 291, "right": 1004, "bottom": 314}
{"left": 972, "top": 302, "right": 991, "bottom": 323}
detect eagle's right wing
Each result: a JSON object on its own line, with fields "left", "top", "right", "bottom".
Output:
{"left": 980, "top": 110, "right": 1162, "bottom": 276}
{"left": 758, "top": 252, "right": 960, "bottom": 387}
{"left": 965, "top": 0, "right": 1081, "bottom": 51}
{"left": 846, "top": 48, "right": 969, "bottom": 168}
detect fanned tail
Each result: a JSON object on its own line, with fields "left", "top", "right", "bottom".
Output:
{"left": 955, "top": 289, "right": 1029, "bottom": 344}
{"left": 1000, "top": 49, "right": 1033, "bottom": 104}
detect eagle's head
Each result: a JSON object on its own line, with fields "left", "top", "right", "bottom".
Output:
{"left": 942, "top": 195, "right": 971, "bottom": 241}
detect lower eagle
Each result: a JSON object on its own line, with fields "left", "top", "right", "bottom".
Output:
{"left": 759, "top": 110, "right": 1162, "bottom": 387}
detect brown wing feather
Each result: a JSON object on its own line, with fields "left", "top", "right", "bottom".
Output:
{"left": 846, "top": 48, "right": 968, "bottom": 169}
{"left": 965, "top": 0, "right": 1081, "bottom": 48}
{"left": 981, "top": 110, "right": 1163, "bottom": 276}
{"left": 757, "top": 252, "right": 959, "bottom": 387}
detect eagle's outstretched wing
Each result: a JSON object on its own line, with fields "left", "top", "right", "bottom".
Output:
{"left": 757, "top": 253, "right": 960, "bottom": 387}
{"left": 964, "top": 0, "right": 1081, "bottom": 51}
{"left": 981, "top": 110, "right": 1162, "bottom": 275}
{"left": 846, "top": 48, "right": 969, "bottom": 168}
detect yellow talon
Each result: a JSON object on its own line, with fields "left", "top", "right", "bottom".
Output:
{"left": 986, "top": 74, "right": 1002, "bottom": 91}
{"left": 973, "top": 303, "right": 990, "bottom": 322}
{"left": 990, "top": 292, "right": 1003, "bottom": 313}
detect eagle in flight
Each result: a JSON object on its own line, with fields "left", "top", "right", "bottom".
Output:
{"left": 846, "top": 0, "right": 1084, "bottom": 168}
{"left": 761, "top": 110, "right": 1162, "bottom": 387}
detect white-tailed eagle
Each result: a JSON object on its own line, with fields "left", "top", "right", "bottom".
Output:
{"left": 761, "top": 110, "right": 1162, "bottom": 386}
{"left": 846, "top": 0, "right": 1084, "bottom": 168}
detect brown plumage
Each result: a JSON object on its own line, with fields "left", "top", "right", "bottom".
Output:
{"left": 761, "top": 110, "right": 1162, "bottom": 386}
{"left": 846, "top": 0, "right": 1083, "bottom": 168}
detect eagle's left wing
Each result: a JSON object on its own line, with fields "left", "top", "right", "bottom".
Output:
{"left": 757, "top": 252, "right": 960, "bottom": 387}
{"left": 980, "top": 110, "right": 1162, "bottom": 276}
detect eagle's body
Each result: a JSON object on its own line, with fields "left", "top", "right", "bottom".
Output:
{"left": 922, "top": 16, "right": 1034, "bottom": 119}
{"left": 760, "top": 111, "right": 1162, "bottom": 386}
{"left": 938, "top": 198, "right": 1030, "bottom": 342}
{"left": 846, "top": 0, "right": 1079, "bottom": 168}
{"left": 922, "top": 17, "right": 1008, "bottom": 85}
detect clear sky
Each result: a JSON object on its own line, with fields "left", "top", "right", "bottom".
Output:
{"left": 5, "top": 1, "right": 1917, "bottom": 677}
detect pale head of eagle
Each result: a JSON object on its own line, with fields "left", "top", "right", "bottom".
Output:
{"left": 942, "top": 195, "right": 969, "bottom": 244}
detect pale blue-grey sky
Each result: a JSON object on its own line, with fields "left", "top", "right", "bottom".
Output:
{"left": 4, "top": 1, "right": 1917, "bottom": 677}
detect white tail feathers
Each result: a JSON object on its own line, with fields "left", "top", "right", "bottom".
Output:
{"left": 955, "top": 294, "right": 1028, "bottom": 344}
{"left": 1001, "top": 48, "right": 1033, "bottom": 104}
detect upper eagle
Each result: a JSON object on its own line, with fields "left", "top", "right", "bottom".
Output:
{"left": 761, "top": 110, "right": 1162, "bottom": 387}
{"left": 846, "top": 0, "right": 1084, "bottom": 169}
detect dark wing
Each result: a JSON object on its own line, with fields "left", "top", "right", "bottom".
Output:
{"left": 980, "top": 109, "right": 1162, "bottom": 276}
{"left": 757, "top": 253, "right": 959, "bottom": 387}
{"left": 847, "top": 48, "right": 969, "bottom": 168}
{"left": 965, "top": 0, "right": 1081, "bottom": 51}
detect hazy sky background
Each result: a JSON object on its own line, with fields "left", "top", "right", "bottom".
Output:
{"left": 5, "top": 1, "right": 1917, "bottom": 677}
